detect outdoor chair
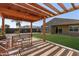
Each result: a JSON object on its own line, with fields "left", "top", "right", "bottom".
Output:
{"left": 0, "top": 35, "right": 9, "bottom": 48}
{"left": 20, "top": 33, "right": 32, "bottom": 49}
{"left": 0, "top": 35, "right": 6, "bottom": 40}
{"left": 0, "top": 35, "right": 10, "bottom": 56}
{"left": 0, "top": 35, "right": 22, "bottom": 56}
{"left": 0, "top": 39, "right": 9, "bottom": 56}
{"left": 11, "top": 35, "right": 23, "bottom": 55}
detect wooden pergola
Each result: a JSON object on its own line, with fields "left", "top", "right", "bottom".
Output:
{"left": 0, "top": 3, "right": 79, "bottom": 42}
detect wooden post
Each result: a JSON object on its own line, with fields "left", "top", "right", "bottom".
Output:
{"left": 1, "top": 15, "right": 5, "bottom": 35}
{"left": 30, "top": 22, "right": 32, "bottom": 45}
{"left": 42, "top": 17, "right": 46, "bottom": 42}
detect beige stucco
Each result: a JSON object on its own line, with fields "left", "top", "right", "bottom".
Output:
{"left": 48, "top": 24, "right": 79, "bottom": 36}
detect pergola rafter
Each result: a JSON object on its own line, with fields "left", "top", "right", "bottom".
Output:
{"left": 0, "top": 7, "right": 41, "bottom": 22}
{"left": 57, "top": 3, "right": 68, "bottom": 12}
{"left": 0, "top": 3, "right": 79, "bottom": 22}
{"left": 0, "top": 3, "right": 44, "bottom": 19}
{"left": 43, "top": 3, "right": 61, "bottom": 14}
{"left": 24, "top": 3, "right": 52, "bottom": 17}
{"left": 12, "top": 3, "right": 48, "bottom": 18}
{"left": 29, "top": 3, "right": 57, "bottom": 16}
{"left": 71, "top": 3, "right": 76, "bottom": 9}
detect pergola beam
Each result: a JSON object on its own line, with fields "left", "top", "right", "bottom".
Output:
{"left": 12, "top": 3, "right": 47, "bottom": 17}
{"left": 30, "top": 22, "right": 32, "bottom": 45}
{"left": 29, "top": 3, "right": 56, "bottom": 16}
{"left": 25, "top": 3, "right": 51, "bottom": 17}
{"left": 43, "top": 3, "right": 61, "bottom": 14}
{"left": 1, "top": 14, "right": 5, "bottom": 35}
{"left": 0, "top": 3, "right": 37, "bottom": 18}
{"left": 42, "top": 17, "right": 46, "bottom": 42}
{"left": 57, "top": 3, "right": 68, "bottom": 12}
{"left": 0, "top": 3, "right": 79, "bottom": 22}
{"left": 0, "top": 7, "right": 40, "bottom": 22}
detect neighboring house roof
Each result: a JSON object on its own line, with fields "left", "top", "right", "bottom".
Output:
{"left": 47, "top": 18, "right": 79, "bottom": 26}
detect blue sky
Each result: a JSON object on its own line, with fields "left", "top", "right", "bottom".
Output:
{"left": 0, "top": 3, "right": 79, "bottom": 28}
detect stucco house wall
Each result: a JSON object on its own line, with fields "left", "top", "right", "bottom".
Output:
{"left": 47, "top": 24, "right": 79, "bottom": 36}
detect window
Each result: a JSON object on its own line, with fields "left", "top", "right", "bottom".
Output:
{"left": 69, "top": 27, "right": 73, "bottom": 31}
{"left": 69, "top": 26, "right": 79, "bottom": 32}
{"left": 74, "top": 27, "right": 78, "bottom": 32}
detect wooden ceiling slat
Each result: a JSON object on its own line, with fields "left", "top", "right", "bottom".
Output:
{"left": 29, "top": 3, "right": 57, "bottom": 16}
{"left": 0, "top": 3, "right": 43, "bottom": 18}
{"left": 3, "top": 14, "right": 29, "bottom": 22}
{"left": 25, "top": 3, "right": 50, "bottom": 17}
{"left": 11, "top": 4, "right": 38, "bottom": 16}
{"left": 0, "top": 7, "right": 40, "bottom": 22}
{"left": 57, "top": 3, "right": 68, "bottom": 12}
{"left": 20, "top": 3, "right": 51, "bottom": 17}
{"left": 12, "top": 3, "right": 48, "bottom": 17}
{"left": 43, "top": 3, "right": 61, "bottom": 14}
{"left": 0, "top": 3, "right": 79, "bottom": 22}
{"left": 26, "top": 4, "right": 52, "bottom": 17}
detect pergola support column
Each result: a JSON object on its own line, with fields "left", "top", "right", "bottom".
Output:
{"left": 1, "top": 15, "right": 5, "bottom": 35}
{"left": 30, "top": 22, "right": 32, "bottom": 45}
{"left": 42, "top": 17, "right": 46, "bottom": 42}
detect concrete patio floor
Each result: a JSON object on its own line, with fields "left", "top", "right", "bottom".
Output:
{"left": 20, "top": 40, "right": 79, "bottom": 56}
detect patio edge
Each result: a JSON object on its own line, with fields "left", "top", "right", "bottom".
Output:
{"left": 46, "top": 40, "right": 79, "bottom": 53}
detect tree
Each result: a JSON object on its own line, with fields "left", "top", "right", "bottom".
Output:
{"left": 16, "top": 21, "right": 21, "bottom": 28}
{"left": 16, "top": 21, "right": 21, "bottom": 34}
{"left": 5, "top": 24, "right": 10, "bottom": 28}
{"left": 12, "top": 20, "right": 21, "bottom": 34}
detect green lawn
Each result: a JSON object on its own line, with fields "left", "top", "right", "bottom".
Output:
{"left": 33, "top": 33, "right": 79, "bottom": 50}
